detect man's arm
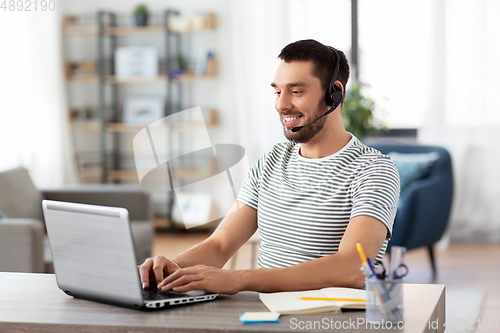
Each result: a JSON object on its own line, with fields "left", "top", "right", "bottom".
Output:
{"left": 157, "top": 215, "right": 387, "bottom": 294}
{"left": 239, "top": 215, "right": 387, "bottom": 291}
{"left": 139, "top": 202, "right": 257, "bottom": 289}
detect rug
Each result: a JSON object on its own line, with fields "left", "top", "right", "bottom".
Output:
{"left": 445, "top": 286, "right": 485, "bottom": 333}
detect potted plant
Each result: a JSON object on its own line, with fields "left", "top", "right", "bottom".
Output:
{"left": 134, "top": 4, "right": 149, "bottom": 27}
{"left": 83, "top": 105, "right": 95, "bottom": 119}
{"left": 342, "top": 82, "right": 385, "bottom": 139}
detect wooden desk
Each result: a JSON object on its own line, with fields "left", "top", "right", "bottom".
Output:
{"left": 0, "top": 273, "right": 445, "bottom": 333}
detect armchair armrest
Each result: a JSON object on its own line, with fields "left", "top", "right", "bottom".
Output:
{"left": 41, "top": 185, "right": 153, "bottom": 221}
{"left": 0, "top": 218, "right": 45, "bottom": 273}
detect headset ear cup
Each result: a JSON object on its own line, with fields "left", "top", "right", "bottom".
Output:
{"left": 326, "top": 85, "right": 343, "bottom": 107}
{"left": 332, "top": 89, "right": 343, "bottom": 106}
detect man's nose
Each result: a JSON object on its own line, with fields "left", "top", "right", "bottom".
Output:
{"left": 276, "top": 93, "right": 292, "bottom": 112}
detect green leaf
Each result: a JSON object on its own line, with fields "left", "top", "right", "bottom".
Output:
{"left": 342, "top": 82, "right": 382, "bottom": 139}
{"left": 134, "top": 4, "right": 149, "bottom": 15}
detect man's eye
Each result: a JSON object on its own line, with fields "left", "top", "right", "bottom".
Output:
{"left": 292, "top": 91, "right": 302, "bottom": 95}
{"left": 275, "top": 91, "right": 281, "bottom": 96}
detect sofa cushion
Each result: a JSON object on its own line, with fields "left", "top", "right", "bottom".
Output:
{"left": 0, "top": 218, "right": 45, "bottom": 273}
{"left": 0, "top": 167, "right": 44, "bottom": 221}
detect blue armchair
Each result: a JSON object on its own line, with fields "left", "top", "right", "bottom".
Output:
{"left": 369, "top": 144, "right": 454, "bottom": 280}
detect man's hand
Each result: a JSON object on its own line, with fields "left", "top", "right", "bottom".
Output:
{"left": 157, "top": 265, "right": 244, "bottom": 295}
{"left": 139, "top": 256, "right": 180, "bottom": 289}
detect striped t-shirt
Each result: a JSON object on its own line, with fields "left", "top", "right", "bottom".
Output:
{"left": 236, "top": 134, "right": 400, "bottom": 268}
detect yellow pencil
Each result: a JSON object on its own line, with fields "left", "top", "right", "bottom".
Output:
{"left": 356, "top": 243, "right": 369, "bottom": 266}
{"left": 301, "top": 297, "right": 366, "bottom": 302}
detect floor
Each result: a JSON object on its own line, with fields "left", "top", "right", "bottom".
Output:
{"left": 153, "top": 233, "right": 500, "bottom": 332}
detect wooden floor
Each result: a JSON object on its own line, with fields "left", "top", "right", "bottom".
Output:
{"left": 153, "top": 233, "right": 500, "bottom": 332}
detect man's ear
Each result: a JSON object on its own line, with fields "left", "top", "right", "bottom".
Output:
{"left": 334, "top": 80, "right": 344, "bottom": 94}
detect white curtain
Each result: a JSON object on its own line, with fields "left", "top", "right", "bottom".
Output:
{"left": 217, "top": 0, "right": 290, "bottom": 164}
{"left": 420, "top": 0, "right": 500, "bottom": 242}
{"left": 0, "top": 9, "right": 75, "bottom": 187}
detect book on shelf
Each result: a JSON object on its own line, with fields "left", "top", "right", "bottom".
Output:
{"left": 259, "top": 287, "right": 366, "bottom": 315}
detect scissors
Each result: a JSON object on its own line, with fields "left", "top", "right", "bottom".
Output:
{"left": 373, "top": 261, "right": 409, "bottom": 280}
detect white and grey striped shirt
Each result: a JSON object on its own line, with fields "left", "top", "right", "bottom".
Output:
{"left": 236, "top": 134, "right": 400, "bottom": 268}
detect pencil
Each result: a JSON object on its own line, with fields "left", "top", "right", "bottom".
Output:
{"left": 301, "top": 297, "right": 366, "bottom": 302}
{"left": 356, "top": 243, "right": 369, "bottom": 266}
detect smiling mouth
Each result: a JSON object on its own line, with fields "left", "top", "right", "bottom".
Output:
{"left": 282, "top": 115, "right": 303, "bottom": 126}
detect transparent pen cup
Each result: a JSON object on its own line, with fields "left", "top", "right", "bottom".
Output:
{"left": 365, "top": 277, "right": 403, "bottom": 323}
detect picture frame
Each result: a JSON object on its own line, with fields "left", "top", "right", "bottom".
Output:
{"left": 114, "top": 47, "right": 159, "bottom": 78}
{"left": 171, "top": 193, "right": 214, "bottom": 229}
{"left": 123, "top": 95, "right": 165, "bottom": 124}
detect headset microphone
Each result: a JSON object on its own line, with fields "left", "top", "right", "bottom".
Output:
{"left": 290, "top": 46, "right": 344, "bottom": 133}
{"left": 290, "top": 105, "right": 336, "bottom": 132}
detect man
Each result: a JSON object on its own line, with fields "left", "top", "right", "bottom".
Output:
{"left": 139, "top": 39, "right": 399, "bottom": 294}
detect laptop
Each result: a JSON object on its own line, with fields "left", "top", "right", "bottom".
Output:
{"left": 42, "top": 200, "right": 219, "bottom": 310}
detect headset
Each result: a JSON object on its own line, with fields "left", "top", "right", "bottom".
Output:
{"left": 291, "top": 46, "right": 344, "bottom": 133}
{"left": 325, "top": 46, "right": 344, "bottom": 108}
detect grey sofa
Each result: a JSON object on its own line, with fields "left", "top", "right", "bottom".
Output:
{"left": 0, "top": 167, "right": 154, "bottom": 273}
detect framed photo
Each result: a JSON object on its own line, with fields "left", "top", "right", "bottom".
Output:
{"left": 171, "top": 193, "right": 213, "bottom": 229}
{"left": 123, "top": 95, "right": 165, "bottom": 124}
{"left": 115, "top": 47, "right": 159, "bottom": 78}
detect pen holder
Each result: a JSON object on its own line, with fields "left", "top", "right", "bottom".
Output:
{"left": 365, "top": 277, "right": 403, "bottom": 323}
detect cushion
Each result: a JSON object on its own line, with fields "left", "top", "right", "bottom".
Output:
{"left": 388, "top": 152, "right": 439, "bottom": 196}
{"left": 0, "top": 167, "right": 44, "bottom": 221}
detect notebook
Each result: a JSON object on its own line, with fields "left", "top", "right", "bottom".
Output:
{"left": 259, "top": 287, "right": 366, "bottom": 315}
{"left": 42, "top": 200, "right": 218, "bottom": 310}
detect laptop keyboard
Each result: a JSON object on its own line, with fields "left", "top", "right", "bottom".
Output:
{"left": 142, "top": 289, "right": 188, "bottom": 300}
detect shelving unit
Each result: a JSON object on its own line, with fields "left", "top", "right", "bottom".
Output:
{"left": 63, "top": 10, "right": 218, "bottom": 225}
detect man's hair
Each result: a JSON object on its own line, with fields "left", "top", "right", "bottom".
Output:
{"left": 278, "top": 39, "right": 350, "bottom": 98}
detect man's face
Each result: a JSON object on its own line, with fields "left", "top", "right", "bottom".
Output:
{"left": 271, "top": 60, "right": 329, "bottom": 143}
